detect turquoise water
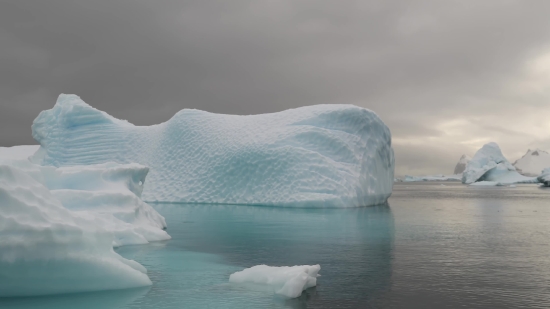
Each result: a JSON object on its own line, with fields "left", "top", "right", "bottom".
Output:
{"left": 2, "top": 183, "right": 550, "bottom": 308}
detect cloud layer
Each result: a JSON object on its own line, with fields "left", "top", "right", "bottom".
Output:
{"left": 2, "top": 0, "right": 550, "bottom": 175}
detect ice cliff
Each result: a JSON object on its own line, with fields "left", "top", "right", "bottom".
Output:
{"left": 513, "top": 149, "right": 550, "bottom": 176}
{"left": 31, "top": 94, "right": 395, "bottom": 207}
{"left": 0, "top": 165, "right": 153, "bottom": 297}
{"left": 462, "top": 142, "right": 537, "bottom": 185}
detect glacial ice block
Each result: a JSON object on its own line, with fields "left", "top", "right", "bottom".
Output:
{"left": 0, "top": 165, "right": 152, "bottom": 297}
{"left": 462, "top": 142, "right": 537, "bottom": 185}
{"left": 31, "top": 94, "right": 395, "bottom": 207}
{"left": 229, "top": 265, "right": 321, "bottom": 298}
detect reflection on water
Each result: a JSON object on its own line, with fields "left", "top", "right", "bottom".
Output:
{"left": 122, "top": 204, "right": 396, "bottom": 308}
{"left": 3, "top": 183, "right": 550, "bottom": 308}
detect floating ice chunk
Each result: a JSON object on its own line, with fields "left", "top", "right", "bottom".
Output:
{"left": 31, "top": 94, "right": 394, "bottom": 207}
{"left": 462, "top": 142, "right": 538, "bottom": 185}
{"left": 0, "top": 165, "right": 152, "bottom": 297}
{"left": 229, "top": 265, "right": 321, "bottom": 298}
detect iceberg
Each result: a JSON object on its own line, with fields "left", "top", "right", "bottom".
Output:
{"left": 513, "top": 149, "right": 550, "bottom": 176}
{"left": 229, "top": 265, "right": 320, "bottom": 298}
{"left": 403, "top": 174, "right": 462, "bottom": 182}
{"left": 454, "top": 154, "right": 471, "bottom": 174}
{"left": 0, "top": 165, "right": 153, "bottom": 297}
{"left": 538, "top": 168, "right": 550, "bottom": 186}
{"left": 462, "top": 142, "right": 538, "bottom": 185}
{"left": 31, "top": 94, "right": 395, "bottom": 207}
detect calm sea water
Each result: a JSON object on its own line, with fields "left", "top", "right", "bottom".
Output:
{"left": 2, "top": 182, "right": 550, "bottom": 308}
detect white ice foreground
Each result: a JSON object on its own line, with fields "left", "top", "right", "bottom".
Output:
{"left": 31, "top": 94, "right": 394, "bottom": 207}
{"left": 0, "top": 165, "right": 153, "bottom": 297}
{"left": 0, "top": 147, "right": 170, "bottom": 297}
{"left": 229, "top": 265, "right": 321, "bottom": 298}
{"left": 462, "top": 142, "right": 538, "bottom": 185}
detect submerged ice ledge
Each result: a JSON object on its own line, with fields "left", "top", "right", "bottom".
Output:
{"left": 31, "top": 94, "right": 395, "bottom": 207}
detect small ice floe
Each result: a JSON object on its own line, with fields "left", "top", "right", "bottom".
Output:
{"left": 509, "top": 185, "right": 517, "bottom": 188}
{"left": 229, "top": 264, "right": 320, "bottom": 298}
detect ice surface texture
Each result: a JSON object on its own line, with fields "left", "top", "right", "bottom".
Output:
{"left": 462, "top": 142, "right": 537, "bottom": 185}
{"left": 32, "top": 94, "right": 395, "bottom": 207}
{"left": 229, "top": 265, "right": 321, "bottom": 298}
{"left": 0, "top": 165, "right": 153, "bottom": 297}
{"left": 0, "top": 156, "right": 170, "bottom": 247}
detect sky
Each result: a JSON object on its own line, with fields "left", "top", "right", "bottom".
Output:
{"left": 2, "top": 0, "right": 550, "bottom": 176}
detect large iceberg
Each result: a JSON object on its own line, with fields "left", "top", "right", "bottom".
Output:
{"left": 0, "top": 165, "right": 153, "bottom": 297}
{"left": 462, "top": 142, "right": 538, "bottom": 185}
{"left": 229, "top": 265, "right": 320, "bottom": 298}
{"left": 513, "top": 149, "right": 550, "bottom": 176}
{"left": 31, "top": 94, "right": 394, "bottom": 207}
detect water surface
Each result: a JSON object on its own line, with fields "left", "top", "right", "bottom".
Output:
{"left": 2, "top": 182, "right": 550, "bottom": 308}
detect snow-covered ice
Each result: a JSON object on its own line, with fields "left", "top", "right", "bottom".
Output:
{"left": 31, "top": 94, "right": 395, "bottom": 207}
{"left": 0, "top": 165, "right": 153, "bottom": 297}
{"left": 454, "top": 154, "right": 471, "bottom": 174}
{"left": 0, "top": 156, "right": 170, "bottom": 247}
{"left": 0, "top": 145, "right": 39, "bottom": 160}
{"left": 462, "top": 142, "right": 538, "bottom": 185}
{"left": 513, "top": 149, "right": 550, "bottom": 176}
{"left": 403, "top": 174, "right": 462, "bottom": 182}
{"left": 229, "top": 265, "right": 321, "bottom": 298}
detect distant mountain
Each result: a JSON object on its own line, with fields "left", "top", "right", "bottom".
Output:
{"left": 453, "top": 154, "right": 471, "bottom": 174}
{"left": 513, "top": 149, "right": 550, "bottom": 176}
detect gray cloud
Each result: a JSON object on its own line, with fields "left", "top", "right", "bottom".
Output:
{"left": 2, "top": 0, "right": 550, "bottom": 175}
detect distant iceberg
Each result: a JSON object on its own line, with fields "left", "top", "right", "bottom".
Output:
{"left": 462, "top": 142, "right": 538, "bottom": 185}
{"left": 0, "top": 165, "right": 154, "bottom": 297}
{"left": 229, "top": 265, "right": 320, "bottom": 298}
{"left": 513, "top": 149, "right": 550, "bottom": 176}
{"left": 31, "top": 94, "right": 395, "bottom": 207}
{"left": 403, "top": 174, "right": 462, "bottom": 182}
{"left": 453, "top": 154, "right": 471, "bottom": 174}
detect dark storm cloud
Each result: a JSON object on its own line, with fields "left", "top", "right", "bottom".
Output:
{"left": 2, "top": 0, "right": 550, "bottom": 174}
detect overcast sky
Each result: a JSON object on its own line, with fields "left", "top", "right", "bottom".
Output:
{"left": 2, "top": 0, "right": 550, "bottom": 175}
